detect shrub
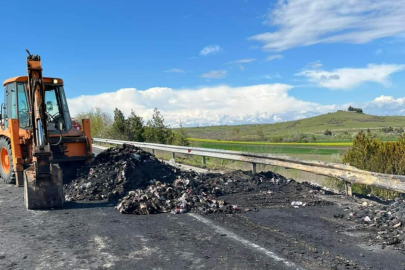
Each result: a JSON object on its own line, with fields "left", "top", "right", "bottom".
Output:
{"left": 175, "top": 123, "right": 190, "bottom": 146}
{"left": 257, "top": 127, "right": 265, "bottom": 141}
{"left": 381, "top": 126, "right": 394, "bottom": 133}
{"left": 342, "top": 132, "right": 405, "bottom": 175}
{"left": 311, "top": 134, "right": 316, "bottom": 142}
{"left": 324, "top": 129, "right": 332, "bottom": 136}
{"left": 269, "top": 136, "right": 283, "bottom": 143}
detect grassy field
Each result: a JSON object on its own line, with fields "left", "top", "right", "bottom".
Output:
{"left": 179, "top": 111, "right": 405, "bottom": 162}
{"left": 190, "top": 140, "right": 348, "bottom": 163}
{"left": 184, "top": 111, "right": 405, "bottom": 142}
{"left": 189, "top": 138, "right": 352, "bottom": 146}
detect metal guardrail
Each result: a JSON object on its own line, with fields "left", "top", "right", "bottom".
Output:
{"left": 93, "top": 138, "right": 405, "bottom": 195}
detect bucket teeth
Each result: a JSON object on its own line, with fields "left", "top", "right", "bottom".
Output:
{"left": 24, "top": 165, "right": 64, "bottom": 209}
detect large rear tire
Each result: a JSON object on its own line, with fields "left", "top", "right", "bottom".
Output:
{"left": 0, "top": 137, "right": 15, "bottom": 184}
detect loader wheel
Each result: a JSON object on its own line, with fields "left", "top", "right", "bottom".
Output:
{"left": 0, "top": 138, "right": 15, "bottom": 184}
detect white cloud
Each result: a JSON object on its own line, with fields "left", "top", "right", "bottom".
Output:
{"left": 249, "top": 0, "right": 405, "bottom": 51}
{"left": 200, "top": 45, "right": 222, "bottom": 56}
{"left": 296, "top": 63, "right": 405, "bottom": 89}
{"left": 363, "top": 95, "right": 405, "bottom": 115}
{"left": 67, "top": 84, "right": 335, "bottom": 127}
{"left": 164, "top": 68, "right": 185, "bottom": 73}
{"left": 200, "top": 70, "right": 227, "bottom": 79}
{"left": 226, "top": 58, "right": 256, "bottom": 64}
{"left": 265, "top": 54, "right": 283, "bottom": 61}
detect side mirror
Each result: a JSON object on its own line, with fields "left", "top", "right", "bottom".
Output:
{"left": 46, "top": 101, "right": 53, "bottom": 112}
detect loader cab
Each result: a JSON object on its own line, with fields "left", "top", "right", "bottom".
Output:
{"left": 1, "top": 77, "right": 72, "bottom": 133}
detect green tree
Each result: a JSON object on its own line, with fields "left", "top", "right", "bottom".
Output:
{"left": 75, "top": 107, "right": 113, "bottom": 138}
{"left": 126, "top": 110, "right": 144, "bottom": 142}
{"left": 175, "top": 122, "right": 190, "bottom": 146}
{"left": 112, "top": 108, "right": 126, "bottom": 139}
{"left": 257, "top": 127, "right": 265, "bottom": 141}
{"left": 311, "top": 134, "right": 317, "bottom": 142}
{"left": 231, "top": 127, "right": 240, "bottom": 140}
{"left": 144, "top": 108, "right": 174, "bottom": 144}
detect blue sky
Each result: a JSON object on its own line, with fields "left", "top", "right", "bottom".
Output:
{"left": 1, "top": 0, "right": 405, "bottom": 126}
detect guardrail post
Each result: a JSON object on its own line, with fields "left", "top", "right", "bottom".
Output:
{"left": 202, "top": 156, "right": 206, "bottom": 167}
{"left": 152, "top": 149, "right": 155, "bottom": 155}
{"left": 252, "top": 163, "right": 257, "bottom": 174}
{"left": 345, "top": 182, "right": 352, "bottom": 197}
{"left": 172, "top": 152, "right": 176, "bottom": 160}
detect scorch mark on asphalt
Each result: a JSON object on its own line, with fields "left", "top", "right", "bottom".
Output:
{"left": 188, "top": 213, "right": 302, "bottom": 270}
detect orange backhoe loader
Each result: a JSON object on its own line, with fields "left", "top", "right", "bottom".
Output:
{"left": 0, "top": 51, "right": 93, "bottom": 209}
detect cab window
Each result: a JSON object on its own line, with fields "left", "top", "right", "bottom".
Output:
{"left": 17, "top": 83, "right": 29, "bottom": 128}
{"left": 3, "top": 82, "right": 17, "bottom": 128}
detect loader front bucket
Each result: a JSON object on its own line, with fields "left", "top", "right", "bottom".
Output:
{"left": 23, "top": 165, "right": 64, "bottom": 209}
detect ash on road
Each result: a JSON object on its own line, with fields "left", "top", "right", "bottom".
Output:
{"left": 0, "top": 145, "right": 404, "bottom": 270}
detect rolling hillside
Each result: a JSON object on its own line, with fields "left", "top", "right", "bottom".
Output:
{"left": 184, "top": 111, "right": 405, "bottom": 140}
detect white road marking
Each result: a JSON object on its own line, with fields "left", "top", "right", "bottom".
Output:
{"left": 189, "top": 213, "right": 302, "bottom": 270}
{"left": 93, "top": 236, "right": 118, "bottom": 268}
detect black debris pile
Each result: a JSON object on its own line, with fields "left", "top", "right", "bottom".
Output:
{"left": 115, "top": 178, "right": 238, "bottom": 215}
{"left": 64, "top": 144, "right": 178, "bottom": 201}
{"left": 345, "top": 198, "right": 405, "bottom": 250}
{"left": 65, "top": 145, "right": 333, "bottom": 215}
{"left": 115, "top": 170, "right": 330, "bottom": 215}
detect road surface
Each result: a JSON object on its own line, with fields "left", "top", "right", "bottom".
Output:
{"left": 0, "top": 145, "right": 404, "bottom": 270}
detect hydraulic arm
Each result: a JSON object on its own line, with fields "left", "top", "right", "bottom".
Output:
{"left": 23, "top": 51, "right": 63, "bottom": 209}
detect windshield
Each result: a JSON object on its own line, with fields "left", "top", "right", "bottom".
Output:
{"left": 15, "top": 83, "right": 73, "bottom": 131}
{"left": 45, "top": 85, "right": 72, "bottom": 131}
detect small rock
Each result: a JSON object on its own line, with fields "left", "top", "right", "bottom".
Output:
{"left": 393, "top": 222, "right": 402, "bottom": 228}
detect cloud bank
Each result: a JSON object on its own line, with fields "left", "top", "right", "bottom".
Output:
{"left": 68, "top": 84, "right": 405, "bottom": 127}
{"left": 69, "top": 84, "right": 325, "bottom": 127}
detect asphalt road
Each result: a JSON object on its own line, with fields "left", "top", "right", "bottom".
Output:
{"left": 0, "top": 183, "right": 297, "bottom": 270}
{"left": 0, "top": 146, "right": 298, "bottom": 270}
{"left": 0, "top": 145, "right": 404, "bottom": 270}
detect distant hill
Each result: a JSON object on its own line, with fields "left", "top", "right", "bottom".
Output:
{"left": 184, "top": 111, "right": 405, "bottom": 140}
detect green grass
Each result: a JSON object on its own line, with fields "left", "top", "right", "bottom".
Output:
{"left": 189, "top": 138, "right": 352, "bottom": 146}
{"left": 183, "top": 111, "right": 405, "bottom": 141}
{"left": 190, "top": 141, "right": 348, "bottom": 162}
